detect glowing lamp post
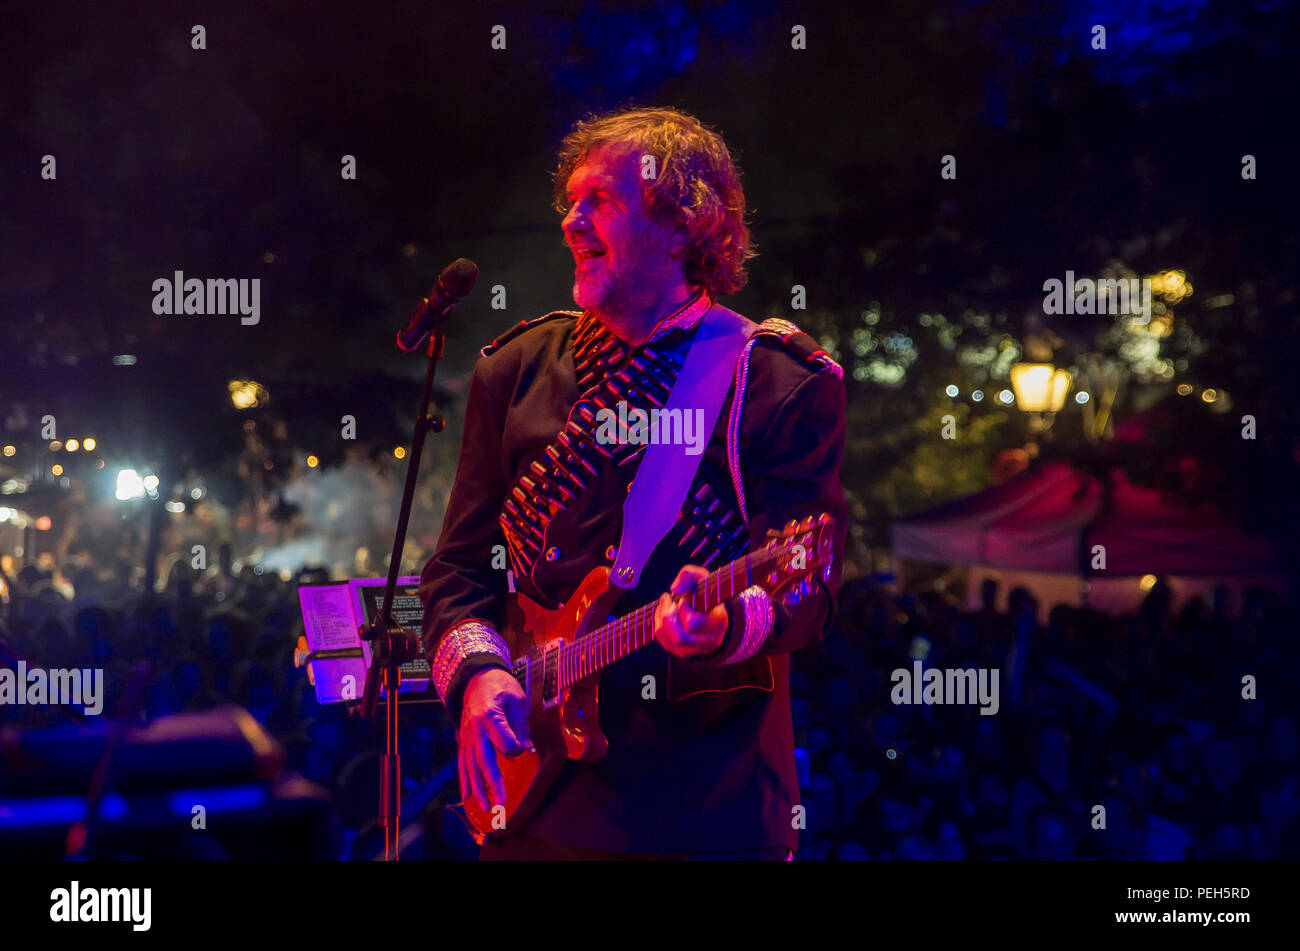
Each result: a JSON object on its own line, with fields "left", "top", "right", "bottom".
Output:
{"left": 1011, "top": 362, "right": 1072, "bottom": 438}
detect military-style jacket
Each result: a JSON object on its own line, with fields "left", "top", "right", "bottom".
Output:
{"left": 419, "top": 289, "right": 846, "bottom": 854}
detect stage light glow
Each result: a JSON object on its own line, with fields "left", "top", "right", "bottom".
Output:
{"left": 228, "top": 380, "right": 269, "bottom": 410}
{"left": 1201, "top": 388, "right": 1218, "bottom": 403}
{"left": 2, "top": 445, "right": 14, "bottom": 456}
{"left": 1075, "top": 391, "right": 1090, "bottom": 404}
{"left": 393, "top": 447, "right": 407, "bottom": 459}
{"left": 1140, "top": 574, "right": 1158, "bottom": 592}
{"left": 35, "top": 516, "right": 52, "bottom": 531}
{"left": 82, "top": 437, "right": 96, "bottom": 451}
{"left": 65, "top": 439, "right": 79, "bottom": 451}
{"left": 165, "top": 500, "right": 186, "bottom": 513}
{"left": 945, "top": 385, "right": 959, "bottom": 398}
{"left": 49, "top": 441, "right": 63, "bottom": 451}
{"left": 116, "top": 469, "right": 146, "bottom": 500}
{"left": 50, "top": 464, "right": 63, "bottom": 476}
{"left": 307, "top": 455, "right": 319, "bottom": 468}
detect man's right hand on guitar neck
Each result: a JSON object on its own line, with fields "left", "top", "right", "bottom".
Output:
{"left": 459, "top": 667, "right": 533, "bottom": 812}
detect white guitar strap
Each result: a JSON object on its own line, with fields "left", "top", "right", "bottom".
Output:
{"left": 610, "top": 302, "right": 758, "bottom": 590}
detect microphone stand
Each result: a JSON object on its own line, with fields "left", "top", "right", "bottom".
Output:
{"left": 359, "top": 326, "right": 447, "bottom": 862}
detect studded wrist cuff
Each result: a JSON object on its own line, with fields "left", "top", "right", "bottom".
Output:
{"left": 430, "top": 619, "right": 511, "bottom": 703}
{"left": 719, "top": 586, "right": 774, "bottom": 665}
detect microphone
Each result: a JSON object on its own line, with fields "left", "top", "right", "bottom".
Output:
{"left": 396, "top": 258, "right": 479, "bottom": 351}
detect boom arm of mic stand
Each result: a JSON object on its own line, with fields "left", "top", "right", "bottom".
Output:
{"left": 359, "top": 327, "right": 448, "bottom": 860}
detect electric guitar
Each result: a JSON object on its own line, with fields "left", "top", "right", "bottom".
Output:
{"left": 456, "top": 512, "right": 837, "bottom": 840}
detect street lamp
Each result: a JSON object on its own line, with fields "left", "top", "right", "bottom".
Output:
{"left": 1010, "top": 362, "right": 1072, "bottom": 433}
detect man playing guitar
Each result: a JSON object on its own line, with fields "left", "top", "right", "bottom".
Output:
{"left": 419, "top": 105, "right": 846, "bottom": 860}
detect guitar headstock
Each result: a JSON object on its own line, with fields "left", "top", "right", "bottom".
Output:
{"left": 760, "top": 512, "right": 837, "bottom": 608}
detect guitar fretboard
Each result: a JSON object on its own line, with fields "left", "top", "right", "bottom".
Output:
{"left": 556, "top": 546, "right": 782, "bottom": 692}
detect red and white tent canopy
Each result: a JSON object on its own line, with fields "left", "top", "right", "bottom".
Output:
{"left": 891, "top": 461, "right": 1277, "bottom": 576}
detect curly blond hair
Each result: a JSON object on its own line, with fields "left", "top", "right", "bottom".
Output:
{"left": 552, "top": 106, "right": 757, "bottom": 296}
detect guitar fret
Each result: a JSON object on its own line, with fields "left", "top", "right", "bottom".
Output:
{"left": 532, "top": 528, "right": 810, "bottom": 694}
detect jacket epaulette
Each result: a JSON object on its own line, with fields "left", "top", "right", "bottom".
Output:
{"left": 750, "top": 317, "right": 843, "bottom": 379}
{"left": 724, "top": 317, "right": 842, "bottom": 528}
{"left": 480, "top": 310, "right": 582, "bottom": 358}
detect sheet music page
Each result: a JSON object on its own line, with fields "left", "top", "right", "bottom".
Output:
{"left": 298, "top": 584, "right": 360, "bottom": 651}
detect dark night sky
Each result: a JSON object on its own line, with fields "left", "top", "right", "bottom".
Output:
{"left": 3, "top": 0, "right": 1297, "bottom": 533}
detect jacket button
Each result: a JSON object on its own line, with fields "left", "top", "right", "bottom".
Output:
{"left": 545, "top": 546, "right": 561, "bottom": 562}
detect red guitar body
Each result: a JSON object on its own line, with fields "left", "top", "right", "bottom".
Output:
{"left": 453, "top": 513, "right": 835, "bottom": 842}
{"left": 459, "top": 565, "right": 622, "bottom": 840}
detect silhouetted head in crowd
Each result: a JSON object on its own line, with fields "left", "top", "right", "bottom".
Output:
{"left": 980, "top": 578, "right": 998, "bottom": 612}
{"left": 1140, "top": 578, "right": 1173, "bottom": 632}
{"left": 1007, "top": 586, "right": 1033, "bottom": 620}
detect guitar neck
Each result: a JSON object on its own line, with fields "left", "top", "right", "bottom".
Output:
{"left": 557, "top": 547, "right": 779, "bottom": 692}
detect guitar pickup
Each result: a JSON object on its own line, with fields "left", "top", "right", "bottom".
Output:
{"left": 540, "top": 640, "right": 563, "bottom": 710}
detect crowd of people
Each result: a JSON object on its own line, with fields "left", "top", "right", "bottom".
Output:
{"left": 796, "top": 577, "right": 1300, "bottom": 860}
{"left": 1, "top": 552, "right": 1296, "bottom": 860}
